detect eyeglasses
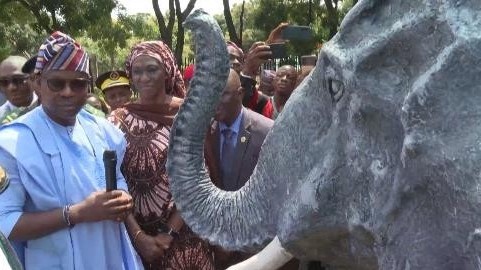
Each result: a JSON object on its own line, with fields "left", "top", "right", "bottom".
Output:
{"left": 46, "top": 78, "right": 91, "bottom": 92}
{"left": 0, "top": 76, "right": 29, "bottom": 88}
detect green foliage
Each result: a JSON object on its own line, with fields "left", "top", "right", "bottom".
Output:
{"left": 251, "top": 0, "right": 289, "bottom": 35}
{"left": 79, "top": 12, "right": 160, "bottom": 75}
{"left": 0, "top": 2, "right": 46, "bottom": 60}
{"left": 339, "top": 0, "right": 357, "bottom": 17}
{"left": 0, "top": 0, "right": 162, "bottom": 75}
{"left": 230, "top": 1, "right": 265, "bottom": 49}
{"left": 0, "top": 23, "right": 46, "bottom": 61}
{"left": 0, "top": 0, "right": 357, "bottom": 71}
{"left": 122, "top": 13, "right": 160, "bottom": 41}
{"left": 248, "top": 0, "right": 317, "bottom": 55}
{"left": 245, "top": 0, "right": 356, "bottom": 55}
{"left": 0, "top": 0, "right": 130, "bottom": 67}
{"left": 0, "top": 0, "right": 118, "bottom": 35}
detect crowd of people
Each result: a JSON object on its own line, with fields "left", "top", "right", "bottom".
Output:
{"left": 0, "top": 22, "right": 317, "bottom": 270}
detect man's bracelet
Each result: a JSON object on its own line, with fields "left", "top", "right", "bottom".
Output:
{"left": 132, "top": 230, "right": 144, "bottom": 248}
{"left": 62, "top": 204, "right": 75, "bottom": 228}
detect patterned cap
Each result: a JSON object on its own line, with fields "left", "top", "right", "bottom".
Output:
{"left": 34, "top": 31, "right": 89, "bottom": 75}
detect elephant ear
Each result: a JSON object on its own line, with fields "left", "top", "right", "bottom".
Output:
{"left": 267, "top": 0, "right": 481, "bottom": 267}
{"left": 382, "top": 33, "right": 481, "bottom": 269}
{"left": 333, "top": 0, "right": 481, "bottom": 267}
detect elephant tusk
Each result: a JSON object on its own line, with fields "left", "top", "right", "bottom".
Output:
{"left": 226, "top": 236, "right": 293, "bottom": 270}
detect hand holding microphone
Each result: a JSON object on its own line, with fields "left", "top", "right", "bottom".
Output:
{"left": 68, "top": 150, "right": 132, "bottom": 224}
{"left": 102, "top": 150, "right": 132, "bottom": 222}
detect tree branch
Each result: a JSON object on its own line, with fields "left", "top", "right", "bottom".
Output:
{"left": 223, "top": 0, "right": 241, "bottom": 46}
{"left": 166, "top": 0, "right": 175, "bottom": 42}
{"left": 173, "top": 0, "right": 184, "bottom": 65}
{"left": 323, "top": 0, "right": 339, "bottom": 39}
{"left": 17, "top": 0, "right": 53, "bottom": 33}
{"left": 323, "top": 0, "right": 334, "bottom": 12}
{"left": 239, "top": 0, "right": 245, "bottom": 46}
{"left": 174, "top": 0, "right": 182, "bottom": 19}
{"left": 152, "top": 0, "right": 168, "bottom": 39}
{"left": 181, "top": 0, "right": 196, "bottom": 21}
{"left": 0, "top": 0, "right": 15, "bottom": 6}
{"left": 49, "top": 8, "right": 59, "bottom": 30}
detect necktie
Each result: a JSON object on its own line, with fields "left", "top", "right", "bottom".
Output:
{"left": 221, "top": 128, "right": 235, "bottom": 184}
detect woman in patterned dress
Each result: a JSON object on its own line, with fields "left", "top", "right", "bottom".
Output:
{"left": 109, "top": 41, "right": 214, "bottom": 270}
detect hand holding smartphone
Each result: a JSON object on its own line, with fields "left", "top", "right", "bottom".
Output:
{"left": 262, "top": 25, "right": 313, "bottom": 60}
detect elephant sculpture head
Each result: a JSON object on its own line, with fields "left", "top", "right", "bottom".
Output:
{"left": 167, "top": 1, "right": 481, "bottom": 269}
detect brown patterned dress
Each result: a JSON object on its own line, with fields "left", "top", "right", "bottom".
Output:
{"left": 109, "top": 106, "right": 214, "bottom": 270}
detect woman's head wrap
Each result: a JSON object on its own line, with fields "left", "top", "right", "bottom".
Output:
{"left": 34, "top": 31, "right": 89, "bottom": 75}
{"left": 126, "top": 41, "right": 185, "bottom": 98}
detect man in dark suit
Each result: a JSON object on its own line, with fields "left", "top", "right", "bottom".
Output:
{"left": 205, "top": 68, "right": 274, "bottom": 191}
{"left": 205, "top": 69, "right": 300, "bottom": 270}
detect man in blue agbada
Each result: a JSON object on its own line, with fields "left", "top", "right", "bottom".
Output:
{"left": 0, "top": 31, "right": 143, "bottom": 270}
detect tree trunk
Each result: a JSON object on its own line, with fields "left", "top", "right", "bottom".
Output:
{"left": 239, "top": 0, "right": 245, "bottom": 46}
{"left": 174, "top": 9, "right": 185, "bottom": 66}
{"left": 152, "top": 0, "right": 174, "bottom": 47}
{"left": 223, "top": 0, "right": 241, "bottom": 46}
{"left": 323, "top": 0, "right": 339, "bottom": 39}
{"left": 174, "top": 0, "right": 182, "bottom": 65}
{"left": 173, "top": 0, "right": 196, "bottom": 66}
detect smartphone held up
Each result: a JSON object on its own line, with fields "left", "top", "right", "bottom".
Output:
{"left": 264, "top": 25, "right": 314, "bottom": 59}
{"left": 258, "top": 43, "right": 287, "bottom": 60}
{"left": 269, "top": 43, "right": 288, "bottom": 59}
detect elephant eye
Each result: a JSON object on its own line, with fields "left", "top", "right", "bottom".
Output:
{"left": 328, "top": 78, "right": 344, "bottom": 102}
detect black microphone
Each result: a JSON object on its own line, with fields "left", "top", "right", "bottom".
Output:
{"left": 103, "top": 150, "right": 117, "bottom": 191}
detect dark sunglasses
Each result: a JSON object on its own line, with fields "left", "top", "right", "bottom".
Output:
{"left": 0, "top": 76, "right": 29, "bottom": 88}
{"left": 46, "top": 78, "right": 91, "bottom": 92}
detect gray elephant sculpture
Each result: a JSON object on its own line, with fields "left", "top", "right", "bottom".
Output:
{"left": 167, "top": 1, "right": 481, "bottom": 269}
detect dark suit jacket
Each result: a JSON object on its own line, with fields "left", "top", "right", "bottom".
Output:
{"left": 205, "top": 107, "right": 273, "bottom": 191}
{"left": 205, "top": 109, "right": 300, "bottom": 269}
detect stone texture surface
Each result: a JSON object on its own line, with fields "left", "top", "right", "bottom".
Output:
{"left": 168, "top": 2, "right": 481, "bottom": 269}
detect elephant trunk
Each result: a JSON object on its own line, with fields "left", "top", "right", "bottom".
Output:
{"left": 166, "top": 9, "right": 275, "bottom": 251}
